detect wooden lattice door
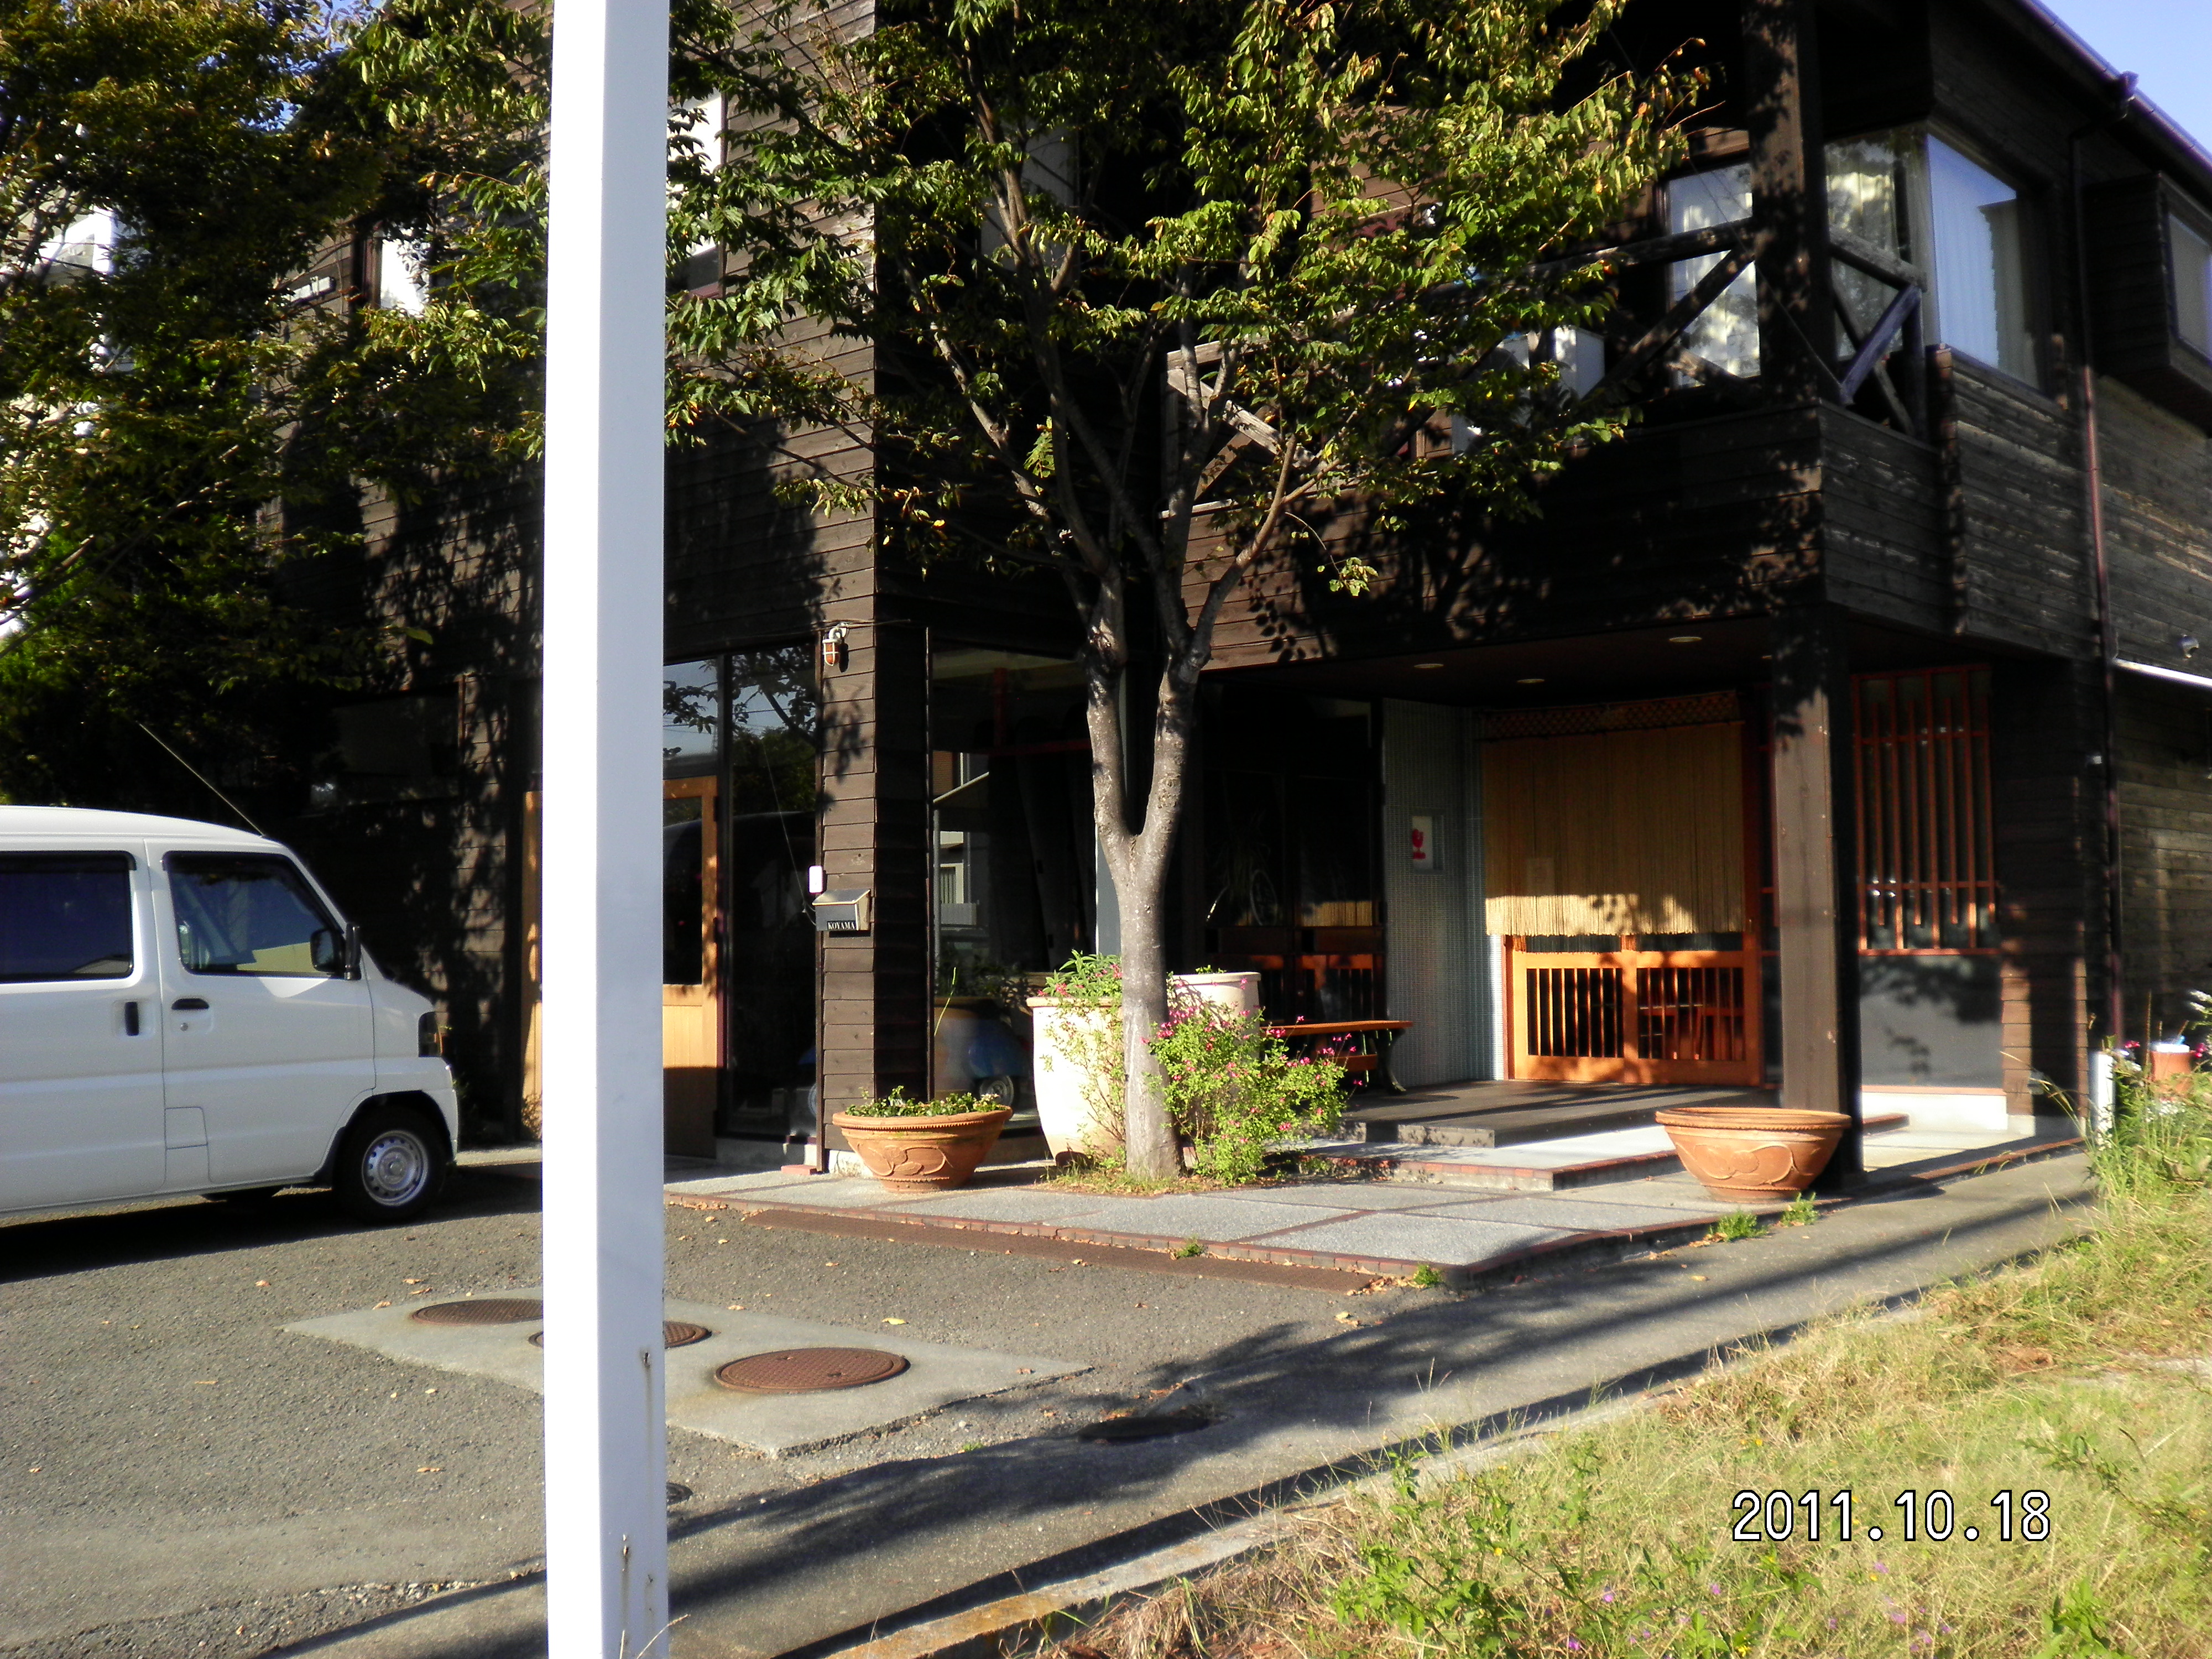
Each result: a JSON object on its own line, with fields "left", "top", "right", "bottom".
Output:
{"left": 1507, "top": 937, "right": 1761, "bottom": 1086}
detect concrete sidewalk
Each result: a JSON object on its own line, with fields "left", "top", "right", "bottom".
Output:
{"left": 292, "top": 1148, "right": 2094, "bottom": 1659}
{"left": 661, "top": 1120, "right": 2079, "bottom": 1288}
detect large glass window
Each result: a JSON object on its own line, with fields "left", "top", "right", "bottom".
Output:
{"left": 930, "top": 648, "right": 1092, "bottom": 989}
{"left": 1827, "top": 133, "right": 1914, "bottom": 340}
{"left": 1926, "top": 137, "right": 2033, "bottom": 383}
{"left": 2172, "top": 213, "right": 2212, "bottom": 357}
{"left": 662, "top": 659, "right": 719, "bottom": 986}
{"left": 721, "top": 647, "right": 819, "bottom": 1126}
{"left": 0, "top": 853, "right": 133, "bottom": 982}
{"left": 1668, "top": 164, "right": 1759, "bottom": 378}
{"left": 168, "top": 854, "right": 344, "bottom": 977}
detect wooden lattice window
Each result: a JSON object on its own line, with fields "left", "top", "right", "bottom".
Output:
{"left": 1854, "top": 669, "right": 1997, "bottom": 951}
{"left": 1636, "top": 965, "right": 1749, "bottom": 1062}
{"left": 1525, "top": 966, "right": 1624, "bottom": 1057}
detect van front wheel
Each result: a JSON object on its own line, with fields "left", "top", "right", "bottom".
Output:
{"left": 335, "top": 1105, "right": 447, "bottom": 1223}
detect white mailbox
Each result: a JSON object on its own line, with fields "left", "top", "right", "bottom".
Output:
{"left": 810, "top": 888, "right": 871, "bottom": 933}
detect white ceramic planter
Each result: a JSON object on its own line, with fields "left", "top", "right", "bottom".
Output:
{"left": 1171, "top": 971, "right": 1260, "bottom": 1014}
{"left": 1026, "top": 997, "right": 1124, "bottom": 1160}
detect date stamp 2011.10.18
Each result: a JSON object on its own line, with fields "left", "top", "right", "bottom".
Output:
{"left": 1732, "top": 1489, "right": 2052, "bottom": 1544}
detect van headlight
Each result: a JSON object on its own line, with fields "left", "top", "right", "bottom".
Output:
{"left": 419, "top": 1011, "right": 445, "bottom": 1057}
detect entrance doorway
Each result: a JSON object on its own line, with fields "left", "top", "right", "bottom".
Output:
{"left": 1203, "top": 689, "right": 1382, "bottom": 1021}
{"left": 661, "top": 774, "right": 719, "bottom": 1155}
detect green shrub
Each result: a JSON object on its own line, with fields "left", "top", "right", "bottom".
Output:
{"left": 843, "top": 1088, "right": 998, "bottom": 1119}
{"left": 1040, "top": 951, "right": 1124, "bottom": 1005}
{"left": 2095, "top": 1059, "right": 2212, "bottom": 1199}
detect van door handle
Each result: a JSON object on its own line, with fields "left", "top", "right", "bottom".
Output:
{"left": 124, "top": 1001, "right": 142, "bottom": 1036}
{"left": 172, "top": 998, "right": 210, "bottom": 1011}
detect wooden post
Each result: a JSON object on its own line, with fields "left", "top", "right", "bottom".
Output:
{"left": 1745, "top": 0, "right": 1833, "bottom": 400}
{"left": 1770, "top": 603, "right": 1863, "bottom": 1184}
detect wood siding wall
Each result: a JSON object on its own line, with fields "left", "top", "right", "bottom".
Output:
{"left": 2115, "top": 674, "right": 2212, "bottom": 1044}
{"left": 1988, "top": 658, "right": 2102, "bottom": 1109}
{"left": 2098, "top": 377, "right": 2212, "bottom": 669}
{"left": 1819, "top": 407, "right": 1947, "bottom": 625}
{"left": 1947, "top": 362, "right": 2093, "bottom": 658}
{"left": 286, "top": 470, "right": 539, "bottom": 1138}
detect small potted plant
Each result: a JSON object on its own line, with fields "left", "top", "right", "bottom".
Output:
{"left": 831, "top": 1090, "right": 1013, "bottom": 1193}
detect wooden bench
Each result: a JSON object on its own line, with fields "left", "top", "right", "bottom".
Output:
{"left": 1267, "top": 1019, "right": 1412, "bottom": 1094}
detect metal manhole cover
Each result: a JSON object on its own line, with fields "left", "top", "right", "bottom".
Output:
{"left": 713, "top": 1347, "right": 910, "bottom": 1394}
{"left": 529, "top": 1321, "right": 711, "bottom": 1349}
{"left": 1076, "top": 1410, "right": 1212, "bottom": 1444}
{"left": 410, "top": 1297, "right": 545, "bottom": 1326}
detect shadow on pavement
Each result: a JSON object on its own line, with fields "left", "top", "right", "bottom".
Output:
{"left": 275, "top": 1164, "right": 2092, "bottom": 1657}
{"left": 0, "top": 1166, "right": 542, "bottom": 1285}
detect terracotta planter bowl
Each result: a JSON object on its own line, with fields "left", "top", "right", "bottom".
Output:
{"left": 1655, "top": 1106, "right": 1852, "bottom": 1199}
{"left": 832, "top": 1106, "right": 1013, "bottom": 1193}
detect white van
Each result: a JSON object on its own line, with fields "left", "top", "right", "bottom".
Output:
{"left": 0, "top": 807, "right": 458, "bottom": 1223}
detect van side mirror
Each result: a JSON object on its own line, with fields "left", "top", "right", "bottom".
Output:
{"left": 343, "top": 922, "right": 363, "bottom": 979}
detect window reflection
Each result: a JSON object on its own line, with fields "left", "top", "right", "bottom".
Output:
{"left": 1827, "top": 133, "right": 1914, "bottom": 341}
{"left": 1926, "top": 137, "right": 2033, "bottom": 383}
{"left": 1668, "top": 164, "right": 1759, "bottom": 379}
{"left": 2172, "top": 213, "right": 2212, "bottom": 357}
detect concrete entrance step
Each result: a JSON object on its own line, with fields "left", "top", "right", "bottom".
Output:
{"left": 1345, "top": 1099, "right": 1665, "bottom": 1147}
{"left": 1342, "top": 1081, "right": 1774, "bottom": 1149}
{"left": 1320, "top": 1112, "right": 1909, "bottom": 1192}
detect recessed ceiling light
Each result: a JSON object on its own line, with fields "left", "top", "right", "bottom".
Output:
{"left": 1516, "top": 676, "right": 1546, "bottom": 685}
{"left": 1668, "top": 634, "right": 1702, "bottom": 644}
{"left": 1413, "top": 661, "right": 1444, "bottom": 670}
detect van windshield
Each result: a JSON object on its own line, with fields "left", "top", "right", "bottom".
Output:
{"left": 166, "top": 854, "right": 344, "bottom": 977}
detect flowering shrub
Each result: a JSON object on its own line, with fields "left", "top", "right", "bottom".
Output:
{"left": 1041, "top": 951, "right": 1124, "bottom": 1005}
{"left": 1152, "top": 1000, "right": 1347, "bottom": 1183}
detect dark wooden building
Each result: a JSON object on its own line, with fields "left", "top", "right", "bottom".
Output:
{"left": 298, "top": 0, "right": 2212, "bottom": 1164}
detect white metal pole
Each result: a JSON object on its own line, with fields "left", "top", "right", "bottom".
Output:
{"left": 541, "top": 0, "right": 671, "bottom": 1650}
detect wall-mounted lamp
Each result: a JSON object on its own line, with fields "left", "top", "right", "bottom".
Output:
{"left": 821, "top": 623, "right": 849, "bottom": 673}
{"left": 2182, "top": 633, "right": 2200, "bottom": 660}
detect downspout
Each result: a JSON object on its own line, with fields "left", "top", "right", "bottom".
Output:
{"left": 2070, "top": 75, "right": 2137, "bottom": 1046}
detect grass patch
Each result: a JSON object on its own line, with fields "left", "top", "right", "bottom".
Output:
{"left": 1047, "top": 1079, "right": 2212, "bottom": 1658}
{"left": 1708, "top": 1209, "right": 1761, "bottom": 1243}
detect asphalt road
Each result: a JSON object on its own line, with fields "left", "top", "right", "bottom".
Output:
{"left": 0, "top": 1165, "right": 1405, "bottom": 1658}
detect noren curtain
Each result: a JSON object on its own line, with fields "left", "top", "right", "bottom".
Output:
{"left": 1483, "top": 723, "right": 1745, "bottom": 936}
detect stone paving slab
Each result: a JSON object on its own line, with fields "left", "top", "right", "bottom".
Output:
{"left": 1215, "top": 1182, "right": 1486, "bottom": 1211}
{"left": 1418, "top": 1194, "right": 1721, "bottom": 1231}
{"left": 884, "top": 1188, "right": 1120, "bottom": 1225}
{"left": 284, "top": 1292, "right": 1084, "bottom": 1459}
{"left": 1264, "top": 1212, "right": 1573, "bottom": 1266}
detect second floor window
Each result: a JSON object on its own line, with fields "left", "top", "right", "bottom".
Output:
{"left": 2171, "top": 213, "right": 2212, "bottom": 358}
{"left": 1926, "top": 137, "right": 2034, "bottom": 384}
{"left": 1669, "top": 164, "right": 1759, "bottom": 379}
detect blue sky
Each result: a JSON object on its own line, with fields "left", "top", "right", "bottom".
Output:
{"left": 2036, "top": 0, "right": 2212, "bottom": 152}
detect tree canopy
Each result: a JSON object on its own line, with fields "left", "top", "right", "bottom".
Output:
{"left": 675, "top": 0, "right": 1695, "bottom": 1168}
